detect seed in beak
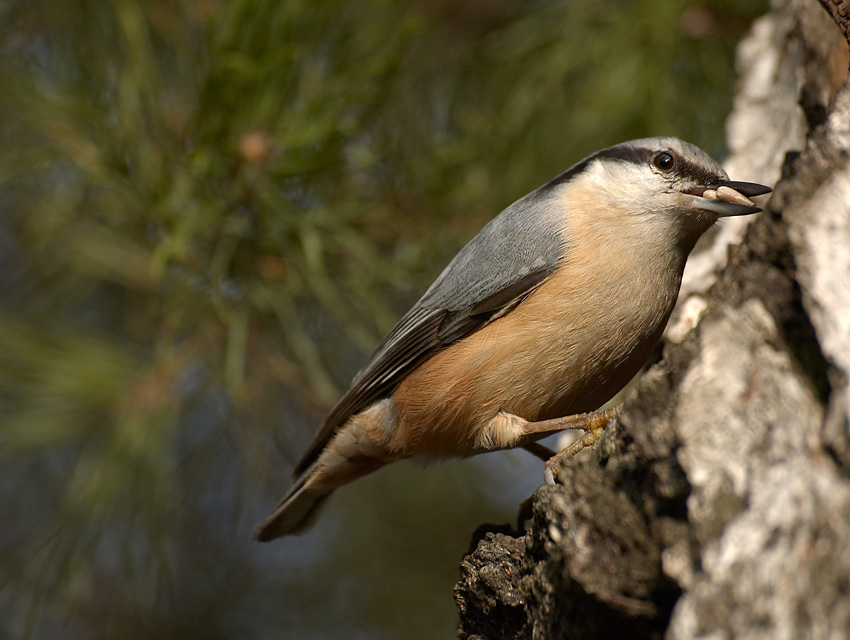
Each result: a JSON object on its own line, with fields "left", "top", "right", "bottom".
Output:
{"left": 702, "top": 189, "right": 718, "bottom": 201}
{"left": 716, "top": 185, "right": 755, "bottom": 207}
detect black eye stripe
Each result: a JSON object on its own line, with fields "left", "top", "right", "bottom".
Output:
{"left": 675, "top": 159, "right": 723, "bottom": 185}
{"left": 538, "top": 142, "right": 725, "bottom": 193}
{"left": 598, "top": 147, "right": 721, "bottom": 184}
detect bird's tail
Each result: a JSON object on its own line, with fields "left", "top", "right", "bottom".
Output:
{"left": 253, "top": 444, "right": 389, "bottom": 541}
{"left": 253, "top": 467, "right": 333, "bottom": 541}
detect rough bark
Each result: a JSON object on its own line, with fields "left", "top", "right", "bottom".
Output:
{"left": 454, "top": 1, "right": 850, "bottom": 638}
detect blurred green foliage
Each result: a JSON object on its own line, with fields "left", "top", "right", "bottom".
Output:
{"left": 0, "top": 0, "right": 764, "bottom": 637}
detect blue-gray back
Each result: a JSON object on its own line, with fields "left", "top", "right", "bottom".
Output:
{"left": 293, "top": 183, "right": 570, "bottom": 476}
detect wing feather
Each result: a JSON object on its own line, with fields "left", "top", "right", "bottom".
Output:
{"left": 293, "top": 182, "right": 572, "bottom": 477}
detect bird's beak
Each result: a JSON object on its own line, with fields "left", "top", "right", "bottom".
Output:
{"left": 684, "top": 181, "right": 772, "bottom": 217}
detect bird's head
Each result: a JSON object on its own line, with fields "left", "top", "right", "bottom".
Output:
{"left": 568, "top": 137, "right": 772, "bottom": 251}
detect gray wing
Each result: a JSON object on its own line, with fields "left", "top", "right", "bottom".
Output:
{"left": 293, "top": 184, "right": 569, "bottom": 477}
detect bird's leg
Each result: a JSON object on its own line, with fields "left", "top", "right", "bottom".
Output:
{"left": 524, "top": 408, "right": 617, "bottom": 470}
{"left": 522, "top": 431, "right": 602, "bottom": 461}
{"left": 513, "top": 409, "right": 617, "bottom": 528}
{"left": 539, "top": 408, "right": 618, "bottom": 484}
{"left": 519, "top": 408, "right": 617, "bottom": 450}
{"left": 477, "top": 407, "right": 617, "bottom": 456}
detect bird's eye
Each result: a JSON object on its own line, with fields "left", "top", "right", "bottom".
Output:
{"left": 652, "top": 151, "right": 675, "bottom": 171}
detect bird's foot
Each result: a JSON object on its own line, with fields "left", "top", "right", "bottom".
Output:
{"left": 479, "top": 407, "right": 616, "bottom": 455}
{"left": 514, "top": 408, "right": 616, "bottom": 527}
{"left": 540, "top": 408, "right": 617, "bottom": 482}
{"left": 519, "top": 407, "right": 617, "bottom": 446}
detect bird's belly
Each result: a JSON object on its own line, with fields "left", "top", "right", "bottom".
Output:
{"left": 389, "top": 261, "right": 680, "bottom": 457}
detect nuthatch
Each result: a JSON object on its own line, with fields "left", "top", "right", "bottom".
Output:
{"left": 255, "top": 137, "right": 771, "bottom": 541}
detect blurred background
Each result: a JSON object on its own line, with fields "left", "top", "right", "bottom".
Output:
{"left": 0, "top": 0, "right": 765, "bottom": 638}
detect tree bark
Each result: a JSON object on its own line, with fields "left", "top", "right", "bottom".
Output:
{"left": 454, "top": 1, "right": 850, "bottom": 638}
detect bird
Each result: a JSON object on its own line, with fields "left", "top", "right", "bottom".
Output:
{"left": 254, "top": 136, "right": 771, "bottom": 542}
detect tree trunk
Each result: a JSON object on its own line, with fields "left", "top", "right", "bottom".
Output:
{"left": 454, "top": 1, "right": 850, "bottom": 638}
